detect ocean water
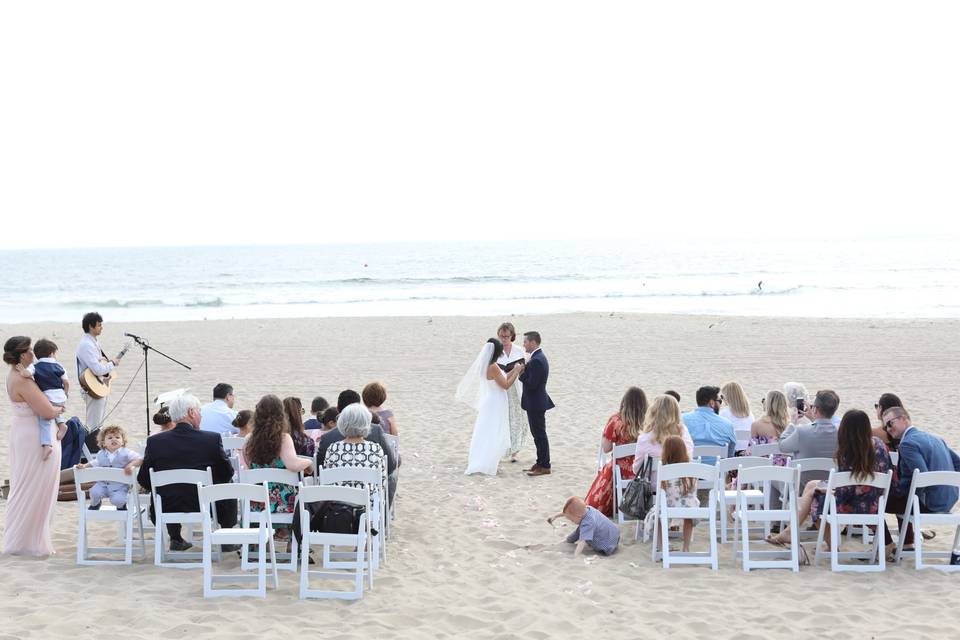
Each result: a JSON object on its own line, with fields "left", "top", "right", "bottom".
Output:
{"left": 2, "top": 237, "right": 959, "bottom": 323}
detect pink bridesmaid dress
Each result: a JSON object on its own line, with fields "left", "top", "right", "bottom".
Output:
{"left": 3, "top": 401, "right": 61, "bottom": 556}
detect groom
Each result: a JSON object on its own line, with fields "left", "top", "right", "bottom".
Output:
{"left": 520, "top": 331, "right": 555, "bottom": 477}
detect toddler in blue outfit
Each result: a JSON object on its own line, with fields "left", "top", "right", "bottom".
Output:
{"left": 75, "top": 425, "right": 142, "bottom": 510}
{"left": 18, "top": 338, "right": 69, "bottom": 459}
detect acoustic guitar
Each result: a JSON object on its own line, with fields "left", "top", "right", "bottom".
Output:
{"left": 79, "top": 342, "right": 132, "bottom": 399}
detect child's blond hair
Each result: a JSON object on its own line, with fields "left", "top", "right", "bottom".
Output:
{"left": 97, "top": 425, "right": 128, "bottom": 448}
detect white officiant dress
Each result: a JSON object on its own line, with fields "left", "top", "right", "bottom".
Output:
{"left": 465, "top": 378, "right": 511, "bottom": 475}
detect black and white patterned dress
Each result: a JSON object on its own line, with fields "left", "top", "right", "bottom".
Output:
{"left": 323, "top": 440, "right": 387, "bottom": 497}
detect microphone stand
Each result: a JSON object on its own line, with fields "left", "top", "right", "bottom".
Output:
{"left": 125, "top": 333, "right": 191, "bottom": 436}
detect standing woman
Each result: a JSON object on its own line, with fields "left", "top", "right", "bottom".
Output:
{"left": 3, "top": 336, "right": 65, "bottom": 556}
{"left": 584, "top": 387, "right": 647, "bottom": 517}
{"left": 496, "top": 322, "right": 527, "bottom": 462}
{"left": 282, "top": 397, "right": 315, "bottom": 457}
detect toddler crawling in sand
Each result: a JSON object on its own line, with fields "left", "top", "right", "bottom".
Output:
{"left": 547, "top": 496, "right": 620, "bottom": 555}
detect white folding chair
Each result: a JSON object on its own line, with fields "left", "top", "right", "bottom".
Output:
{"left": 716, "top": 456, "right": 770, "bottom": 543}
{"left": 238, "top": 467, "right": 303, "bottom": 572}
{"left": 596, "top": 433, "right": 611, "bottom": 472}
{"left": 382, "top": 434, "right": 399, "bottom": 520}
{"left": 222, "top": 436, "right": 245, "bottom": 478}
{"left": 734, "top": 465, "right": 800, "bottom": 572}
{"left": 814, "top": 470, "right": 891, "bottom": 572}
{"left": 889, "top": 450, "right": 900, "bottom": 466}
{"left": 786, "top": 458, "right": 836, "bottom": 540}
{"left": 74, "top": 467, "right": 146, "bottom": 565}
{"left": 150, "top": 467, "right": 216, "bottom": 568}
{"left": 612, "top": 443, "right": 639, "bottom": 525}
{"left": 298, "top": 484, "right": 373, "bottom": 600}
{"left": 199, "top": 483, "right": 279, "bottom": 598}
{"left": 651, "top": 461, "right": 718, "bottom": 570}
{"left": 750, "top": 442, "right": 782, "bottom": 458}
{"left": 319, "top": 467, "right": 387, "bottom": 569}
{"left": 735, "top": 430, "right": 752, "bottom": 453}
{"left": 692, "top": 445, "right": 727, "bottom": 462}
{"left": 895, "top": 470, "right": 960, "bottom": 571}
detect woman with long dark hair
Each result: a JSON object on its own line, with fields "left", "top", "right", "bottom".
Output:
{"left": 767, "top": 409, "right": 892, "bottom": 548}
{"left": 244, "top": 395, "right": 313, "bottom": 539}
{"left": 282, "top": 396, "right": 315, "bottom": 457}
{"left": 457, "top": 338, "right": 524, "bottom": 475}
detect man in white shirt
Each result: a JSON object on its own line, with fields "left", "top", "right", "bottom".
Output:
{"left": 200, "top": 383, "right": 238, "bottom": 435}
{"left": 75, "top": 312, "right": 118, "bottom": 431}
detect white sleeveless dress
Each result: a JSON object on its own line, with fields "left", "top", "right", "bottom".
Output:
{"left": 465, "top": 378, "right": 511, "bottom": 475}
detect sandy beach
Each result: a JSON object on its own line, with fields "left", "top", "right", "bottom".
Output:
{"left": 2, "top": 312, "right": 960, "bottom": 639}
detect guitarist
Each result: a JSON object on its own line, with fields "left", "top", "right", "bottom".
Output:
{"left": 75, "top": 312, "right": 119, "bottom": 431}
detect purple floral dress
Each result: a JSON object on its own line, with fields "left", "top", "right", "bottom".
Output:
{"left": 812, "top": 437, "right": 892, "bottom": 518}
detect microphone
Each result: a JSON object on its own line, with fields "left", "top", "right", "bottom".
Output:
{"left": 124, "top": 332, "right": 141, "bottom": 339}
{"left": 124, "top": 332, "right": 147, "bottom": 345}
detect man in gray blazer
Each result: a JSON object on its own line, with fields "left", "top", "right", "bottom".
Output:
{"left": 779, "top": 389, "right": 840, "bottom": 485}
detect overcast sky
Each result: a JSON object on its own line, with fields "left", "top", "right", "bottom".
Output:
{"left": 1, "top": 1, "right": 958, "bottom": 250}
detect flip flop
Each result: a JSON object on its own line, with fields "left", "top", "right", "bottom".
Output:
{"left": 921, "top": 529, "right": 937, "bottom": 541}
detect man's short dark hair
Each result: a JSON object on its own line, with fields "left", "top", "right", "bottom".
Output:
{"left": 696, "top": 386, "right": 720, "bottom": 407}
{"left": 82, "top": 312, "right": 103, "bottom": 333}
{"left": 337, "top": 389, "right": 361, "bottom": 412}
{"left": 33, "top": 338, "right": 58, "bottom": 359}
{"left": 523, "top": 331, "right": 541, "bottom": 345}
{"left": 813, "top": 389, "right": 840, "bottom": 419}
{"left": 213, "top": 383, "right": 233, "bottom": 400}
{"left": 311, "top": 396, "right": 329, "bottom": 414}
{"left": 664, "top": 390, "right": 681, "bottom": 404}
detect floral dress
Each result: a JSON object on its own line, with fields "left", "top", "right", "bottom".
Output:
{"left": 811, "top": 437, "right": 893, "bottom": 518}
{"left": 250, "top": 457, "right": 298, "bottom": 531}
{"left": 747, "top": 434, "right": 789, "bottom": 466}
{"left": 642, "top": 478, "right": 701, "bottom": 539}
{"left": 291, "top": 430, "right": 316, "bottom": 457}
{"left": 585, "top": 415, "right": 637, "bottom": 517}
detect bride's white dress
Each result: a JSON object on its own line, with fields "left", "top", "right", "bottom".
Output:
{"left": 465, "top": 378, "right": 511, "bottom": 475}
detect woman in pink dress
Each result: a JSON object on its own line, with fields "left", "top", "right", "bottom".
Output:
{"left": 3, "top": 336, "right": 65, "bottom": 557}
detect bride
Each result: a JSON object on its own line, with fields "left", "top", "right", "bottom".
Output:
{"left": 457, "top": 338, "right": 524, "bottom": 475}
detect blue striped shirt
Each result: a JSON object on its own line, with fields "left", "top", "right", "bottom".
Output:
{"left": 566, "top": 506, "right": 620, "bottom": 554}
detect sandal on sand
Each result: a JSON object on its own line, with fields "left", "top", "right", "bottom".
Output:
{"left": 765, "top": 533, "right": 789, "bottom": 546}
{"left": 921, "top": 529, "right": 937, "bottom": 541}
{"left": 797, "top": 545, "right": 810, "bottom": 566}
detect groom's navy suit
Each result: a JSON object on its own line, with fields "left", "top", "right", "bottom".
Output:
{"left": 520, "top": 348, "right": 555, "bottom": 469}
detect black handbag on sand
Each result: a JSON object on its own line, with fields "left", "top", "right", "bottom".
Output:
{"left": 619, "top": 455, "right": 656, "bottom": 520}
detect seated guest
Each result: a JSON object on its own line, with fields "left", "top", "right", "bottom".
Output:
{"left": 363, "top": 382, "right": 398, "bottom": 436}
{"left": 317, "top": 390, "right": 398, "bottom": 503}
{"left": 303, "top": 396, "right": 329, "bottom": 433}
{"left": 232, "top": 409, "right": 253, "bottom": 438}
{"left": 137, "top": 394, "right": 236, "bottom": 552}
{"left": 779, "top": 389, "right": 840, "bottom": 486}
{"left": 320, "top": 407, "right": 339, "bottom": 433}
{"left": 584, "top": 387, "right": 647, "bottom": 517}
{"left": 283, "top": 396, "right": 315, "bottom": 457}
{"left": 873, "top": 392, "right": 904, "bottom": 450}
{"left": 883, "top": 406, "right": 960, "bottom": 553}
{"left": 749, "top": 390, "right": 791, "bottom": 465}
{"left": 645, "top": 435, "right": 700, "bottom": 552}
{"left": 547, "top": 496, "right": 619, "bottom": 556}
{"left": 243, "top": 395, "right": 312, "bottom": 541}
{"left": 152, "top": 406, "right": 175, "bottom": 434}
{"left": 783, "top": 381, "right": 812, "bottom": 427}
{"left": 664, "top": 390, "right": 681, "bottom": 405}
{"left": 768, "top": 409, "right": 892, "bottom": 547}
{"left": 200, "top": 383, "right": 238, "bottom": 435}
{"left": 720, "top": 381, "right": 754, "bottom": 450}
{"left": 681, "top": 386, "right": 735, "bottom": 461}
{"left": 633, "top": 394, "right": 694, "bottom": 479}
{"left": 322, "top": 403, "right": 387, "bottom": 506}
